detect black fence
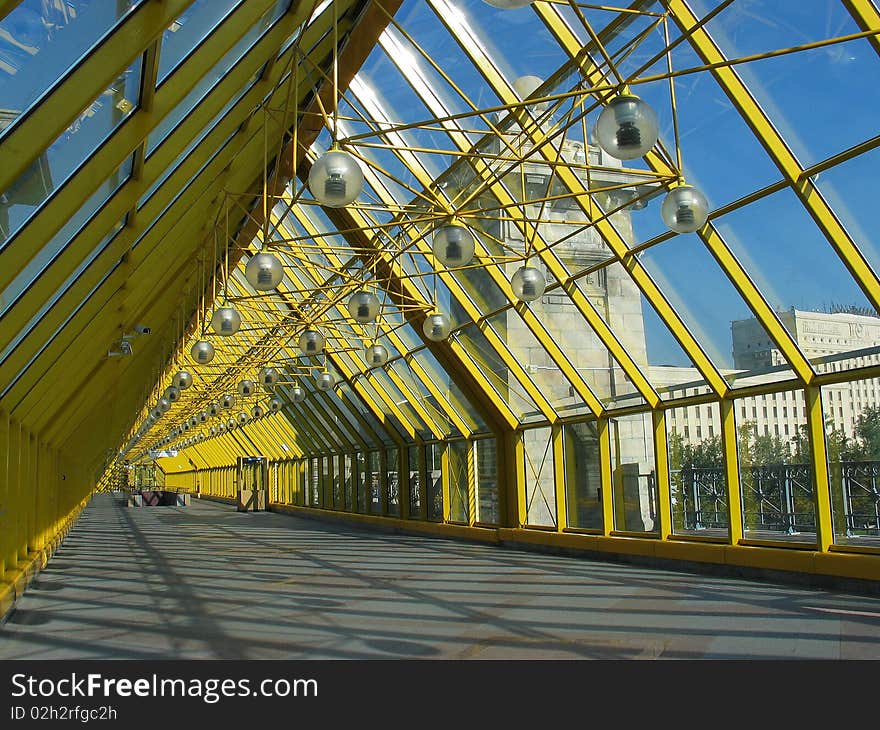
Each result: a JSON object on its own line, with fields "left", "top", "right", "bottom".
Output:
{"left": 672, "top": 461, "right": 880, "bottom": 537}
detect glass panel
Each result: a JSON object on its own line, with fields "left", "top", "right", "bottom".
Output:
{"left": 309, "top": 456, "right": 319, "bottom": 505}
{"left": 386, "top": 447, "right": 400, "bottom": 516}
{"left": 474, "top": 437, "right": 498, "bottom": 524}
{"left": 705, "top": 0, "right": 877, "bottom": 168}
{"left": 408, "top": 445, "right": 421, "bottom": 518}
{"left": 563, "top": 421, "right": 602, "bottom": 531}
{"left": 321, "top": 455, "right": 331, "bottom": 508}
{"left": 821, "top": 379, "right": 880, "bottom": 548}
{"left": 368, "top": 450, "right": 381, "bottom": 513}
{"left": 333, "top": 453, "right": 342, "bottom": 509}
{"left": 157, "top": 0, "right": 241, "bottom": 83}
{"left": 355, "top": 451, "right": 366, "bottom": 512}
{"left": 523, "top": 426, "right": 555, "bottom": 527}
{"left": 426, "top": 442, "right": 443, "bottom": 521}
{"left": 666, "top": 403, "right": 729, "bottom": 537}
{"left": 0, "top": 1, "right": 142, "bottom": 132}
{"left": 609, "top": 412, "right": 657, "bottom": 533}
{"left": 447, "top": 439, "right": 469, "bottom": 523}
{"left": 1, "top": 56, "right": 140, "bottom": 242}
{"left": 813, "top": 149, "right": 880, "bottom": 282}
{"left": 735, "top": 390, "right": 816, "bottom": 544}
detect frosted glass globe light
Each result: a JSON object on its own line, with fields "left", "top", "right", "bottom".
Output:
{"left": 347, "top": 290, "right": 380, "bottom": 323}
{"left": 163, "top": 385, "right": 180, "bottom": 403}
{"left": 316, "top": 372, "right": 335, "bottom": 391}
{"left": 299, "top": 329, "right": 325, "bottom": 355}
{"left": 259, "top": 366, "right": 280, "bottom": 390}
{"left": 291, "top": 386, "right": 307, "bottom": 403}
{"left": 308, "top": 149, "right": 364, "bottom": 208}
{"left": 211, "top": 306, "right": 241, "bottom": 336}
{"left": 251, "top": 404, "right": 265, "bottom": 419}
{"left": 661, "top": 184, "right": 709, "bottom": 234}
{"left": 237, "top": 411, "right": 249, "bottom": 425}
{"left": 423, "top": 312, "right": 452, "bottom": 342}
{"left": 152, "top": 405, "right": 164, "bottom": 419}
{"left": 432, "top": 223, "right": 475, "bottom": 267}
{"left": 268, "top": 396, "right": 283, "bottom": 413}
{"left": 218, "top": 422, "right": 227, "bottom": 433}
{"left": 594, "top": 92, "right": 659, "bottom": 160}
{"left": 221, "top": 394, "right": 235, "bottom": 410}
{"left": 365, "top": 343, "right": 389, "bottom": 367}
{"left": 237, "top": 379, "right": 255, "bottom": 397}
{"left": 198, "top": 411, "right": 208, "bottom": 424}
{"left": 173, "top": 370, "right": 193, "bottom": 390}
{"left": 190, "top": 340, "right": 215, "bottom": 364}
{"left": 483, "top": 0, "right": 532, "bottom": 8}
{"left": 157, "top": 397, "right": 171, "bottom": 414}
{"left": 511, "top": 265, "right": 546, "bottom": 302}
{"left": 208, "top": 401, "right": 219, "bottom": 417}
{"left": 189, "top": 416, "right": 198, "bottom": 428}
{"left": 209, "top": 426, "right": 217, "bottom": 437}
{"left": 245, "top": 252, "right": 284, "bottom": 291}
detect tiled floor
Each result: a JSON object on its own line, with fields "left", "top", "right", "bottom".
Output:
{"left": 2, "top": 494, "right": 879, "bottom": 659}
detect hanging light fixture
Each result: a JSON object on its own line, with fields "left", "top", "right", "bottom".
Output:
{"left": 347, "top": 290, "right": 380, "bottom": 323}
{"left": 237, "top": 379, "right": 255, "bottom": 397}
{"left": 173, "top": 370, "right": 193, "bottom": 390}
{"left": 432, "top": 221, "right": 475, "bottom": 267}
{"left": 660, "top": 183, "right": 709, "bottom": 233}
{"left": 291, "top": 386, "right": 307, "bottom": 403}
{"left": 198, "top": 411, "right": 208, "bottom": 424}
{"left": 251, "top": 404, "right": 266, "bottom": 420}
{"left": 218, "top": 422, "right": 227, "bottom": 434}
{"left": 423, "top": 312, "right": 452, "bottom": 342}
{"left": 299, "top": 329, "right": 325, "bottom": 356}
{"left": 163, "top": 385, "right": 181, "bottom": 403}
{"left": 316, "top": 372, "right": 335, "bottom": 391}
{"left": 365, "top": 343, "right": 389, "bottom": 367}
{"left": 157, "top": 397, "right": 171, "bottom": 414}
{"left": 268, "top": 396, "right": 283, "bottom": 413}
{"left": 259, "top": 367, "right": 280, "bottom": 391}
{"left": 221, "top": 394, "right": 236, "bottom": 410}
{"left": 594, "top": 89, "right": 659, "bottom": 160}
{"left": 511, "top": 265, "right": 547, "bottom": 302}
{"left": 210, "top": 306, "right": 242, "bottom": 336}
{"left": 309, "top": 149, "right": 365, "bottom": 208}
{"left": 190, "top": 340, "right": 215, "bottom": 365}
{"left": 237, "top": 411, "right": 249, "bottom": 425}
{"left": 208, "top": 401, "right": 220, "bottom": 417}
{"left": 245, "top": 252, "right": 284, "bottom": 291}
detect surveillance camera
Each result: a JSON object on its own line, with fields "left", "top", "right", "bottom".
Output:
{"left": 133, "top": 325, "right": 151, "bottom": 335}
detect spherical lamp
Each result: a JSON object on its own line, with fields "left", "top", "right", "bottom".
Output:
{"left": 432, "top": 222, "right": 475, "bottom": 267}
{"left": 268, "top": 396, "right": 283, "bottom": 413}
{"left": 365, "top": 343, "right": 389, "bottom": 367}
{"left": 163, "top": 385, "right": 180, "bottom": 403}
{"left": 259, "top": 366, "right": 280, "bottom": 390}
{"left": 198, "top": 411, "right": 208, "bottom": 424}
{"left": 245, "top": 252, "right": 284, "bottom": 291}
{"left": 251, "top": 404, "right": 265, "bottom": 420}
{"left": 237, "top": 411, "right": 249, "bottom": 426}
{"left": 190, "top": 340, "right": 215, "bottom": 365}
{"left": 291, "top": 386, "right": 306, "bottom": 403}
{"left": 210, "top": 306, "right": 241, "bottom": 336}
{"left": 316, "top": 372, "right": 335, "bottom": 391}
{"left": 237, "top": 379, "right": 255, "bottom": 397}
{"left": 594, "top": 92, "right": 659, "bottom": 160}
{"left": 173, "top": 370, "right": 193, "bottom": 390}
{"left": 299, "top": 329, "right": 325, "bottom": 356}
{"left": 157, "top": 397, "right": 171, "bottom": 414}
{"left": 347, "top": 290, "right": 380, "bottom": 323}
{"left": 221, "top": 394, "right": 236, "bottom": 410}
{"left": 423, "top": 312, "right": 452, "bottom": 342}
{"left": 208, "top": 401, "right": 219, "bottom": 417}
{"left": 308, "top": 149, "right": 364, "bottom": 207}
{"left": 510, "top": 265, "right": 546, "bottom": 302}
{"left": 660, "top": 184, "right": 709, "bottom": 234}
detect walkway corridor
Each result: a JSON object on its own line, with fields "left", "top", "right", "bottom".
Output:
{"left": 2, "top": 495, "right": 880, "bottom": 660}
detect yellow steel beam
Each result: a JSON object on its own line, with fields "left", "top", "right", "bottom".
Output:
{"left": 843, "top": 0, "right": 880, "bottom": 57}
{"left": 805, "top": 385, "right": 834, "bottom": 552}
{"left": 719, "top": 399, "right": 744, "bottom": 545}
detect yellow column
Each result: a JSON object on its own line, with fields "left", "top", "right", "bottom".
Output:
{"left": 805, "top": 385, "right": 834, "bottom": 552}
{"left": 9, "top": 420, "right": 23, "bottom": 566}
{"left": 598, "top": 418, "right": 614, "bottom": 536}
{"left": 720, "top": 400, "right": 744, "bottom": 544}
{"left": 653, "top": 411, "right": 672, "bottom": 540}
{"left": 552, "top": 424, "right": 567, "bottom": 531}
{"left": 466, "top": 441, "right": 476, "bottom": 527}
{"left": 0, "top": 410, "right": 8, "bottom": 579}
{"left": 512, "top": 432, "right": 527, "bottom": 528}
{"left": 399, "top": 448, "right": 410, "bottom": 519}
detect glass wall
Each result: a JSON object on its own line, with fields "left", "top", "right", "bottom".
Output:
{"left": 609, "top": 413, "right": 656, "bottom": 533}
{"left": 426, "top": 443, "right": 443, "bottom": 521}
{"left": 475, "top": 438, "right": 499, "bottom": 525}
{"left": 447, "top": 440, "right": 470, "bottom": 523}
{"left": 523, "top": 427, "right": 555, "bottom": 527}
{"left": 563, "top": 422, "right": 602, "bottom": 531}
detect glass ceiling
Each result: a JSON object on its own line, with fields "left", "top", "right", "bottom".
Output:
{"left": 0, "top": 0, "right": 878, "bottom": 476}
